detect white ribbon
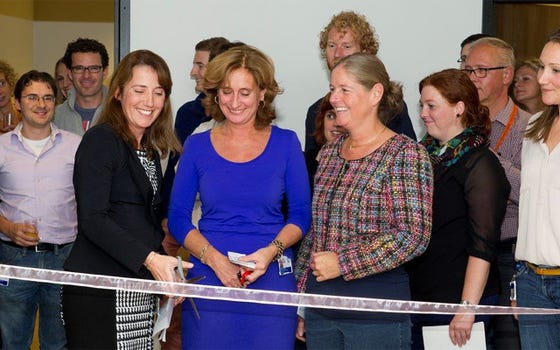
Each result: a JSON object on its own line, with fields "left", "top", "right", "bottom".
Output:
{"left": 1, "top": 264, "right": 559, "bottom": 315}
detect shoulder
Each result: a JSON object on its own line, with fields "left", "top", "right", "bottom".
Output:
{"left": 79, "top": 124, "right": 122, "bottom": 151}
{"left": 463, "top": 147, "right": 501, "bottom": 172}
{"left": 271, "top": 126, "right": 301, "bottom": 146}
{"left": 55, "top": 127, "right": 82, "bottom": 146}
{"left": 387, "top": 134, "right": 427, "bottom": 157}
{"left": 306, "top": 97, "right": 323, "bottom": 116}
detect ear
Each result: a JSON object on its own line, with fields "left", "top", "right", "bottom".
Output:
{"left": 15, "top": 99, "right": 21, "bottom": 112}
{"left": 455, "top": 101, "right": 465, "bottom": 117}
{"left": 503, "top": 66, "right": 514, "bottom": 85}
{"left": 102, "top": 67, "right": 109, "bottom": 80}
{"left": 369, "top": 83, "right": 384, "bottom": 106}
{"left": 259, "top": 88, "right": 266, "bottom": 102}
{"left": 113, "top": 88, "right": 121, "bottom": 101}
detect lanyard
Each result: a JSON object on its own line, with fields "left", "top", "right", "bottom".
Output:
{"left": 494, "top": 104, "right": 518, "bottom": 152}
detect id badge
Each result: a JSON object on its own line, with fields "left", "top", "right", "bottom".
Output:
{"left": 278, "top": 255, "right": 293, "bottom": 276}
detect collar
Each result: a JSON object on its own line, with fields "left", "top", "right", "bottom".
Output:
{"left": 12, "top": 122, "right": 62, "bottom": 143}
{"left": 493, "top": 98, "right": 519, "bottom": 126}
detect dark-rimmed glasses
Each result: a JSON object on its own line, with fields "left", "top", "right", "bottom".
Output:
{"left": 70, "top": 65, "right": 103, "bottom": 74}
{"left": 462, "top": 66, "right": 506, "bottom": 78}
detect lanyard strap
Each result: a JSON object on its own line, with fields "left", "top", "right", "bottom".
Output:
{"left": 494, "top": 104, "right": 518, "bottom": 152}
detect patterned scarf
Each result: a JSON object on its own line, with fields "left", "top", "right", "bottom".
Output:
{"left": 421, "top": 127, "right": 488, "bottom": 180}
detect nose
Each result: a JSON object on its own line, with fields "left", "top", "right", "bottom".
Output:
{"left": 145, "top": 92, "right": 154, "bottom": 107}
{"left": 190, "top": 66, "right": 197, "bottom": 79}
{"left": 334, "top": 46, "right": 344, "bottom": 58}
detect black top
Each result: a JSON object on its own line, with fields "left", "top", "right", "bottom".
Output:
{"left": 304, "top": 95, "right": 417, "bottom": 152}
{"left": 64, "top": 123, "right": 165, "bottom": 279}
{"left": 407, "top": 146, "right": 510, "bottom": 303}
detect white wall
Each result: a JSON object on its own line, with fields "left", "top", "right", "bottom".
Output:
{"left": 33, "top": 21, "right": 114, "bottom": 85}
{"left": 130, "top": 0, "right": 482, "bottom": 143}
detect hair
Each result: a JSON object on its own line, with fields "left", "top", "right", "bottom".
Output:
{"left": 333, "top": 53, "right": 402, "bottom": 124}
{"left": 96, "top": 49, "right": 181, "bottom": 158}
{"left": 0, "top": 59, "right": 18, "bottom": 91}
{"left": 313, "top": 93, "right": 334, "bottom": 146}
{"left": 460, "top": 33, "right": 490, "bottom": 49}
{"left": 319, "top": 11, "right": 379, "bottom": 58}
{"left": 54, "top": 58, "right": 67, "bottom": 104}
{"left": 526, "top": 28, "right": 560, "bottom": 142}
{"left": 194, "top": 37, "right": 231, "bottom": 61}
{"left": 13, "top": 70, "right": 57, "bottom": 101}
{"left": 517, "top": 57, "right": 541, "bottom": 73}
{"left": 419, "top": 69, "right": 491, "bottom": 136}
{"left": 469, "top": 37, "right": 516, "bottom": 68}
{"left": 202, "top": 45, "right": 283, "bottom": 129}
{"left": 62, "top": 38, "right": 109, "bottom": 69}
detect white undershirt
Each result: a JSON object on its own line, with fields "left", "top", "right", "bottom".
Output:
{"left": 22, "top": 136, "right": 49, "bottom": 156}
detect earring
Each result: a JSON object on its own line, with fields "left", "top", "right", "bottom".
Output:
{"left": 214, "top": 96, "right": 219, "bottom": 104}
{"left": 259, "top": 100, "right": 264, "bottom": 108}
{"left": 456, "top": 113, "right": 461, "bottom": 118}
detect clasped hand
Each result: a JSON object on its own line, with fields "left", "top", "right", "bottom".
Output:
{"left": 310, "top": 251, "right": 341, "bottom": 282}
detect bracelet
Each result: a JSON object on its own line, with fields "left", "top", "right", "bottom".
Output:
{"left": 200, "top": 243, "right": 210, "bottom": 265}
{"left": 269, "top": 239, "right": 285, "bottom": 261}
{"left": 144, "top": 251, "right": 156, "bottom": 267}
{"left": 460, "top": 300, "right": 475, "bottom": 307}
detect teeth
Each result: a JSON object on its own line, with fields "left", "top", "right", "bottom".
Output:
{"left": 138, "top": 109, "right": 152, "bottom": 116}
{"left": 335, "top": 107, "right": 347, "bottom": 112}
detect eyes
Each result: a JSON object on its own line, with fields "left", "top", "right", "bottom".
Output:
{"left": 327, "top": 43, "right": 355, "bottom": 50}
{"left": 220, "top": 88, "right": 252, "bottom": 97}
{"left": 133, "top": 88, "right": 165, "bottom": 97}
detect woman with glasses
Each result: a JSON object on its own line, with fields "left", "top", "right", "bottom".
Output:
{"left": 407, "top": 69, "right": 510, "bottom": 349}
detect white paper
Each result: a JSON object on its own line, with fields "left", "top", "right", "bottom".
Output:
{"left": 153, "top": 297, "right": 174, "bottom": 342}
{"left": 227, "top": 251, "right": 256, "bottom": 269}
{"left": 422, "top": 321, "right": 486, "bottom": 350}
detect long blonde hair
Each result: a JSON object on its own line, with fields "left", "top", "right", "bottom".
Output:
{"left": 526, "top": 29, "right": 560, "bottom": 142}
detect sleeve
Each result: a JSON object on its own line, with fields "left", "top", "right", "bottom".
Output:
{"left": 284, "top": 132, "right": 312, "bottom": 235}
{"left": 167, "top": 137, "right": 199, "bottom": 245}
{"left": 73, "top": 128, "right": 152, "bottom": 273}
{"left": 496, "top": 145, "right": 521, "bottom": 206}
{"left": 464, "top": 150, "right": 510, "bottom": 261}
{"left": 338, "top": 142, "right": 433, "bottom": 279}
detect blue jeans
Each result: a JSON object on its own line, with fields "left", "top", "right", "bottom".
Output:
{"left": 305, "top": 308, "right": 411, "bottom": 349}
{"left": 516, "top": 262, "right": 560, "bottom": 350}
{"left": 0, "top": 242, "right": 72, "bottom": 350}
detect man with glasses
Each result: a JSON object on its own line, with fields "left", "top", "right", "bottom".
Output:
{"left": 0, "top": 71, "right": 81, "bottom": 349}
{"left": 457, "top": 33, "right": 489, "bottom": 69}
{"left": 54, "top": 38, "right": 109, "bottom": 135}
{"left": 463, "top": 37, "right": 529, "bottom": 350}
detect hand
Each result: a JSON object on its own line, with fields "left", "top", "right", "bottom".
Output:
{"left": 4, "top": 222, "right": 39, "bottom": 247}
{"left": 296, "top": 316, "right": 306, "bottom": 342}
{"left": 237, "top": 247, "right": 275, "bottom": 285}
{"left": 145, "top": 252, "right": 193, "bottom": 283}
{"left": 310, "top": 251, "right": 341, "bottom": 282}
{"left": 449, "top": 312, "right": 475, "bottom": 347}
{"left": 205, "top": 249, "right": 244, "bottom": 288}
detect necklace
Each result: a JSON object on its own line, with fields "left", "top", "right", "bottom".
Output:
{"left": 347, "top": 126, "right": 387, "bottom": 150}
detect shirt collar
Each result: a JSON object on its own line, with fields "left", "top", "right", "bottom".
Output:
{"left": 13, "top": 122, "right": 62, "bottom": 143}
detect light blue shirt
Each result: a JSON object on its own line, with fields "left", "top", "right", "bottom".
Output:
{"left": 0, "top": 123, "right": 82, "bottom": 244}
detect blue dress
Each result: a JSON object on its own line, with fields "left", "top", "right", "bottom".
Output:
{"left": 168, "top": 125, "right": 311, "bottom": 349}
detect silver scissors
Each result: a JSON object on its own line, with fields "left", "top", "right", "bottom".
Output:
{"left": 176, "top": 256, "right": 204, "bottom": 319}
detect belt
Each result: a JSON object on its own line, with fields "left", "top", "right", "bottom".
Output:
{"left": 0, "top": 239, "right": 71, "bottom": 253}
{"left": 527, "top": 262, "right": 560, "bottom": 276}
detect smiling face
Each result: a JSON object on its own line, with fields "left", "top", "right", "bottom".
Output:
{"left": 55, "top": 61, "right": 72, "bottom": 99}
{"left": 323, "top": 109, "right": 345, "bottom": 142}
{"left": 514, "top": 65, "right": 540, "bottom": 104}
{"left": 0, "top": 72, "right": 11, "bottom": 110}
{"left": 115, "top": 65, "right": 165, "bottom": 142}
{"left": 420, "top": 85, "right": 465, "bottom": 144}
{"left": 216, "top": 68, "right": 265, "bottom": 127}
{"left": 190, "top": 50, "right": 210, "bottom": 93}
{"left": 16, "top": 81, "right": 56, "bottom": 133}
{"left": 538, "top": 42, "right": 560, "bottom": 107}
{"left": 328, "top": 65, "right": 378, "bottom": 133}
{"left": 325, "top": 28, "right": 361, "bottom": 70}
{"left": 69, "top": 52, "right": 108, "bottom": 100}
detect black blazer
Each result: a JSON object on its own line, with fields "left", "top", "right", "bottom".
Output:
{"left": 64, "top": 123, "right": 165, "bottom": 279}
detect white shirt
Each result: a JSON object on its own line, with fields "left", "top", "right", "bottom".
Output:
{"left": 515, "top": 112, "right": 560, "bottom": 266}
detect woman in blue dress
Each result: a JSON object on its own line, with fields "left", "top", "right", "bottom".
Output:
{"left": 168, "top": 45, "right": 311, "bottom": 349}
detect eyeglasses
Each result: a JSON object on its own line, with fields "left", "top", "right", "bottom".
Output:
{"left": 70, "top": 65, "right": 104, "bottom": 74}
{"left": 21, "top": 94, "right": 56, "bottom": 103}
{"left": 457, "top": 55, "right": 467, "bottom": 64}
{"left": 462, "top": 66, "right": 506, "bottom": 78}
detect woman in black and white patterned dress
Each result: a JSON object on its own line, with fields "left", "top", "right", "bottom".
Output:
{"left": 63, "top": 50, "right": 191, "bottom": 349}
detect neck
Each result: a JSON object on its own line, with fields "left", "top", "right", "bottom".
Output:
{"left": 486, "top": 92, "right": 509, "bottom": 121}
{"left": 523, "top": 98, "right": 545, "bottom": 114}
{"left": 75, "top": 91, "right": 103, "bottom": 109}
{"left": 347, "top": 122, "right": 386, "bottom": 149}
{"left": 222, "top": 120, "right": 259, "bottom": 138}
{"left": 21, "top": 123, "right": 51, "bottom": 140}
